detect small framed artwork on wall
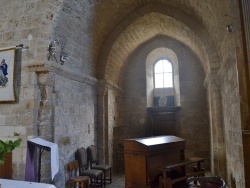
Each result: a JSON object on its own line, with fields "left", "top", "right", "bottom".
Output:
{"left": 0, "top": 48, "right": 16, "bottom": 102}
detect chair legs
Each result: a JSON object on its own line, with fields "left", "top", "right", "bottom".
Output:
{"left": 69, "top": 181, "right": 88, "bottom": 188}
{"left": 108, "top": 169, "right": 112, "bottom": 183}
{"left": 89, "top": 173, "right": 104, "bottom": 188}
{"left": 88, "top": 171, "right": 111, "bottom": 187}
{"left": 69, "top": 176, "right": 89, "bottom": 188}
{"left": 103, "top": 170, "right": 112, "bottom": 185}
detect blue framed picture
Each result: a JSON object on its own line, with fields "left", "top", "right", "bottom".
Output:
{"left": 0, "top": 48, "right": 16, "bottom": 102}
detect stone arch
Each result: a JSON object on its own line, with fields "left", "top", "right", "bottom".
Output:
{"left": 118, "top": 34, "right": 210, "bottom": 169}
{"left": 95, "top": 2, "right": 225, "bottom": 178}
{"left": 97, "top": 3, "right": 220, "bottom": 85}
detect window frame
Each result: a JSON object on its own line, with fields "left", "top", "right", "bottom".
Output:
{"left": 153, "top": 59, "right": 174, "bottom": 88}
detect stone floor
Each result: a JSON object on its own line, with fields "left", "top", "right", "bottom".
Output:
{"left": 105, "top": 174, "right": 192, "bottom": 188}
{"left": 104, "top": 175, "right": 192, "bottom": 188}
{"left": 105, "top": 171, "right": 213, "bottom": 188}
{"left": 105, "top": 174, "right": 125, "bottom": 188}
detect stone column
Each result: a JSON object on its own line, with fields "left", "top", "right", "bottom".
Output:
{"left": 97, "top": 80, "right": 107, "bottom": 165}
{"left": 204, "top": 72, "right": 227, "bottom": 179}
{"left": 28, "top": 64, "right": 56, "bottom": 183}
{"left": 36, "top": 72, "right": 55, "bottom": 140}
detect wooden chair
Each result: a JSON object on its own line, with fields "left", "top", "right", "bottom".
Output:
{"left": 187, "top": 176, "right": 226, "bottom": 188}
{"left": 76, "top": 148, "right": 104, "bottom": 188}
{"left": 87, "top": 145, "right": 112, "bottom": 186}
{"left": 68, "top": 160, "right": 89, "bottom": 188}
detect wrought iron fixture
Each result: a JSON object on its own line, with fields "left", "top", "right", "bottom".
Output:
{"left": 48, "top": 39, "right": 69, "bottom": 65}
{"left": 226, "top": 24, "right": 233, "bottom": 32}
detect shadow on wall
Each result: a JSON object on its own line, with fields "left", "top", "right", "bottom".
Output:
{"left": 112, "top": 126, "right": 146, "bottom": 174}
{"left": 230, "top": 174, "right": 236, "bottom": 188}
{"left": 13, "top": 49, "right": 22, "bottom": 103}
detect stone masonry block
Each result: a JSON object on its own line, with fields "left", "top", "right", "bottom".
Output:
{"left": 14, "top": 126, "right": 27, "bottom": 135}
{"left": 23, "top": 88, "right": 35, "bottom": 99}
{"left": 0, "top": 115, "right": 6, "bottom": 125}
{"left": 0, "top": 126, "right": 14, "bottom": 137}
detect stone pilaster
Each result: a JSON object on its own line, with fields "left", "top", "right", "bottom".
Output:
{"left": 97, "top": 79, "right": 122, "bottom": 171}
{"left": 204, "top": 71, "right": 227, "bottom": 179}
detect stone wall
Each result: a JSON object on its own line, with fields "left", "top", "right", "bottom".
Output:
{"left": 52, "top": 72, "right": 97, "bottom": 187}
{"left": 53, "top": 0, "right": 95, "bottom": 76}
{"left": 177, "top": 43, "right": 210, "bottom": 169}
{"left": 121, "top": 50, "right": 147, "bottom": 130}
{"left": 22, "top": 65, "right": 98, "bottom": 187}
{"left": 0, "top": 1, "right": 248, "bottom": 187}
{"left": 0, "top": 0, "right": 62, "bottom": 180}
{"left": 34, "top": 0, "right": 99, "bottom": 186}
{"left": 219, "top": 54, "right": 244, "bottom": 187}
{"left": 0, "top": 1, "right": 99, "bottom": 187}
{"left": 204, "top": 2, "right": 245, "bottom": 186}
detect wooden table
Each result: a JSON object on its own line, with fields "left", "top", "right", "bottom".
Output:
{"left": 0, "top": 179, "right": 56, "bottom": 188}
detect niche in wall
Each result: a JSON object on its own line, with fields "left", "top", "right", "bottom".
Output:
{"left": 153, "top": 88, "right": 175, "bottom": 107}
{"left": 146, "top": 47, "right": 180, "bottom": 108}
{"left": 145, "top": 47, "right": 181, "bottom": 136}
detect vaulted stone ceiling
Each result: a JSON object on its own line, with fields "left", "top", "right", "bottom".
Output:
{"left": 90, "top": 0, "right": 232, "bottom": 85}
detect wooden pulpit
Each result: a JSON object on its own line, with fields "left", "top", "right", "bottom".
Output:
{"left": 124, "top": 135, "right": 185, "bottom": 188}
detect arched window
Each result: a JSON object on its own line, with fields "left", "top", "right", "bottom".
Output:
{"left": 154, "top": 59, "right": 173, "bottom": 88}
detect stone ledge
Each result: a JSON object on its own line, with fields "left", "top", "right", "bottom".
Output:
{"left": 147, "top": 106, "right": 181, "bottom": 114}
{"left": 27, "top": 61, "right": 97, "bottom": 86}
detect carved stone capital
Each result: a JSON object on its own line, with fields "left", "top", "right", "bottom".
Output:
{"left": 98, "top": 79, "right": 123, "bottom": 95}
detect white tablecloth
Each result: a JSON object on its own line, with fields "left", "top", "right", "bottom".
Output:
{"left": 0, "top": 179, "right": 56, "bottom": 188}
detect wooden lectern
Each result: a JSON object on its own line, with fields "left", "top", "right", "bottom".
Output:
{"left": 124, "top": 135, "right": 185, "bottom": 188}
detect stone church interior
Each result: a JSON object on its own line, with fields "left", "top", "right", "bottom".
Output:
{"left": 0, "top": 0, "right": 250, "bottom": 188}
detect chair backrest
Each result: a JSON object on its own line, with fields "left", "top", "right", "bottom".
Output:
{"left": 75, "top": 148, "right": 88, "bottom": 172}
{"left": 68, "top": 160, "right": 79, "bottom": 178}
{"left": 87, "top": 145, "right": 98, "bottom": 166}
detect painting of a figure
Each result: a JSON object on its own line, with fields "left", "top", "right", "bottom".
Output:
{"left": 0, "top": 48, "right": 15, "bottom": 102}
{"left": 0, "top": 59, "right": 8, "bottom": 87}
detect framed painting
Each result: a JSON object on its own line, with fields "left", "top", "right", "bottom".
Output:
{"left": 0, "top": 48, "right": 16, "bottom": 102}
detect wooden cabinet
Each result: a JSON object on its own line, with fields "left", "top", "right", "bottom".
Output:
{"left": 124, "top": 136, "right": 185, "bottom": 188}
{"left": 147, "top": 107, "right": 181, "bottom": 136}
{"left": 0, "top": 152, "right": 12, "bottom": 179}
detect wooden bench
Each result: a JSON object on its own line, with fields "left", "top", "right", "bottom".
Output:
{"left": 159, "top": 157, "right": 205, "bottom": 188}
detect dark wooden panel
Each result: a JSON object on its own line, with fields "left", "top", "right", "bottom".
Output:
{"left": 125, "top": 154, "right": 147, "bottom": 187}
{"left": 238, "top": 0, "right": 250, "bottom": 187}
{"left": 243, "top": 130, "right": 250, "bottom": 188}
{"left": 0, "top": 152, "right": 12, "bottom": 179}
{"left": 147, "top": 106, "right": 181, "bottom": 136}
{"left": 241, "top": 0, "right": 250, "bottom": 64}
{"left": 124, "top": 136, "right": 185, "bottom": 188}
